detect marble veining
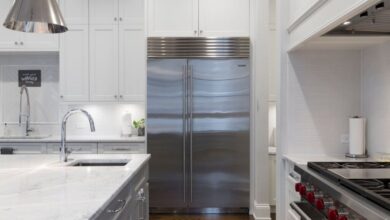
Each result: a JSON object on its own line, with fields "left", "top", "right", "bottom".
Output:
{"left": 0, "top": 154, "right": 150, "bottom": 220}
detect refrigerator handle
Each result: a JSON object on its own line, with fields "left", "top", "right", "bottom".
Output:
{"left": 188, "top": 65, "right": 193, "bottom": 203}
{"left": 182, "top": 65, "right": 187, "bottom": 203}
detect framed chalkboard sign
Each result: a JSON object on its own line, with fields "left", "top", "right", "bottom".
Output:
{"left": 18, "top": 70, "right": 41, "bottom": 87}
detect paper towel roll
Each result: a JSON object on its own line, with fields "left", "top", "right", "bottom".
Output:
{"left": 349, "top": 117, "right": 366, "bottom": 155}
{"left": 121, "top": 113, "right": 132, "bottom": 137}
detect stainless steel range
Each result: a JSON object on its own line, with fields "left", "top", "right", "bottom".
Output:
{"left": 292, "top": 162, "right": 390, "bottom": 220}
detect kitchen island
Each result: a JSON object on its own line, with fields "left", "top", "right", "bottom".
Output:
{"left": 0, "top": 154, "right": 150, "bottom": 220}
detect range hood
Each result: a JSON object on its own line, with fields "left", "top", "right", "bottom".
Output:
{"left": 325, "top": 0, "right": 390, "bottom": 36}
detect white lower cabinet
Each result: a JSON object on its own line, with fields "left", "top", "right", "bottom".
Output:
{"left": 96, "top": 164, "right": 149, "bottom": 220}
{"left": 98, "top": 143, "right": 146, "bottom": 154}
{"left": 47, "top": 143, "right": 98, "bottom": 154}
{"left": 269, "top": 154, "right": 276, "bottom": 206}
{"left": 0, "top": 143, "right": 46, "bottom": 154}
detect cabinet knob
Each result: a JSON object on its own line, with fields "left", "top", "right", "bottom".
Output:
{"left": 119, "top": 17, "right": 123, "bottom": 21}
{"left": 114, "top": 17, "right": 118, "bottom": 21}
{"left": 60, "top": 95, "right": 64, "bottom": 99}
{"left": 194, "top": 30, "right": 197, "bottom": 35}
{"left": 14, "top": 41, "right": 18, "bottom": 45}
{"left": 119, "top": 95, "right": 123, "bottom": 99}
{"left": 20, "top": 41, "right": 23, "bottom": 45}
{"left": 114, "top": 95, "right": 118, "bottom": 99}
{"left": 200, "top": 30, "right": 203, "bottom": 34}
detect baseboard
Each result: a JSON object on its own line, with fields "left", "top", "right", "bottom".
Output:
{"left": 252, "top": 202, "right": 271, "bottom": 220}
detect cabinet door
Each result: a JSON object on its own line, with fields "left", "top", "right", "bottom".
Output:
{"left": 0, "top": 143, "right": 46, "bottom": 154}
{"left": 60, "top": 25, "right": 90, "bottom": 101}
{"left": 147, "top": 0, "right": 198, "bottom": 37}
{"left": 47, "top": 143, "right": 98, "bottom": 154}
{"left": 60, "top": 0, "right": 89, "bottom": 25}
{"left": 119, "top": 0, "right": 144, "bottom": 25}
{"left": 90, "top": 25, "right": 119, "bottom": 101}
{"left": 119, "top": 24, "right": 146, "bottom": 102}
{"left": 20, "top": 32, "right": 59, "bottom": 51}
{"left": 98, "top": 142, "right": 146, "bottom": 154}
{"left": 89, "top": 0, "right": 119, "bottom": 25}
{"left": 198, "top": 0, "right": 250, "bottom": 37}
{"left": 0, "top": 0, "right": 21, "bottom": 49}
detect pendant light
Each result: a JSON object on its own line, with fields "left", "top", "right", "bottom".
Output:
{"left": 3, "top": 0, "right": 68, "bottom": 34}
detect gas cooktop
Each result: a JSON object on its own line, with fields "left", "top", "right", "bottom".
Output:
{"left": 308, "top": 162, "right": 390, "bottom": 211}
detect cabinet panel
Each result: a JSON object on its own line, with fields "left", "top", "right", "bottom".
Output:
{"left": 20, "top": 33, "right": 59, "bottom": 51}
{"left": 198, "top": 0, "right": 250, "bottom": 37}
{"left": 147, "top": 0, "right": 198, "bottom": 37}
{"left": 0, "top": 143, "right": 46, "bottom": 154}
{"left": 0, "top": 0, "right": 21, "bottom": 49}
{"left": 90, "top": 25, "right": 119, "bottom": 101}
{"left": 98, "top": 142, "right": 146, "bottom": 154}
{"left": 60, "top": 25, "right": 90, "bottom": 101}
{"left": 60, "top": 0, "right": 89, "bottom": 25}
{"left": 89, "top": 0, "right": 119, "bottom": 25}
{"left": 119, "top": 0, "right": 144, "bottom": 25}
{"left": 47, "top": 143, "right": 98, "bottom": 154}
{"left": 119, "top": 25, "right": 146, "bottom": 102}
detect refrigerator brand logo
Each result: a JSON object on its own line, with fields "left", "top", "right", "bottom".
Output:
{"left": 238, "top": 64, "right": 247, "bottom": 67}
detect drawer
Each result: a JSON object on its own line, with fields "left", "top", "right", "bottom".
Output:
{"left": 0, "top": 143, "right": 46, "bottom": 154}
{"left": 98, "top": 142, "right": 146, "bottom": 154}
{"left": 47, "top": 143, "right": 97, "bottom": 154}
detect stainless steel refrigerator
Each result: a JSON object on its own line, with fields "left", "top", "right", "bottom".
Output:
{"left": 147, "top": 37, "right": 250, "bottom": 213}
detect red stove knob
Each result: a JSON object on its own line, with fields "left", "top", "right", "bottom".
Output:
{"left": 338, "top": 216, "right": 348, "bottom": 220}
{"left": 306, "top": 192, "right": 315, "bottom": 204}
{"left": 299, "top": 185, "right": 307, "bottom": 196}
{"left": 315, "top": 198, "right": 325, "bottom": 210}
{"left": 295, "top": 183, "right": 302, "bottom": 192}
{"left": 328, "top": 208, "right": 339, "bottom": 220}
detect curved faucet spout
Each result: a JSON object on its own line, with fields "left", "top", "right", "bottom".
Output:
{"left": 61, "top": 109, "right": 96, "bottom": 162}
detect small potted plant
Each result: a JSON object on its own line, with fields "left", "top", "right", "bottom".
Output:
{"left": 133, "top": 118, "right": 145, "bottom": 136}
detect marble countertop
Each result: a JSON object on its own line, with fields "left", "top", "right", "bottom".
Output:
{"left": 0, "top": 154, "right": 150, "bottom": 220}
{"left": 0, "top": 135, "right": 146, "bottom": 143}
{"left": 283, "top": 154, "right": 380, "bottom": 165}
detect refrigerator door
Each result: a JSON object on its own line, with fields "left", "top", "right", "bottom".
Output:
{"left": 147, "top": 59, "right": 188, "bottom": 209}
{"left": 188, "top": 59, "right": 250, "bottom": 209}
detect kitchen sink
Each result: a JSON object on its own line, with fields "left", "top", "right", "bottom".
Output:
{"left": 0, "top": 135, "right": 51, "bottom": 140}
{"left": 67, "top": 159, "right": 130, "bottom": 167}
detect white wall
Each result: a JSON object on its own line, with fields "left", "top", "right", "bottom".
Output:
{"left": 362, "top": 41, "right": 390, "bottom": 155}
{"left": 0, "top": 53, "right": 145, "bottom": 137}
{"left": 284, "top": 50, "right": 361, "bottom": 155}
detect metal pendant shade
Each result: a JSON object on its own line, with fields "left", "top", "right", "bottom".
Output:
{"left": 3, "top": 0, "right": 68, "bottom": 34}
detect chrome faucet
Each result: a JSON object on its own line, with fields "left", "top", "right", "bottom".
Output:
{"left": 19, "top": 85, "right": 32, "bottom": 136}
{"left": 61, "top": 109, "right": 95, "bottom": 162}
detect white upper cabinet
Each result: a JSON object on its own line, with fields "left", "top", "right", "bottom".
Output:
{"left": 60, "top": 0, "right": 89, "bottom": 24}
{"left": 119, "top": 0, "right": 144, "bottom": 25}
{"left": 119, "top": 24, "right": 146, "bottom": 102}
{"left": 0, "top": 0, "right": 58, "bottom": 51}
{"left": 198, "top": 0, "right": 250, "bottom": 37}
{"left": 147, "top": 0, "right": 249, "bottom": 37}
{"left": 148, "top": 0, "right": 198, "bottom": 37}
{"left": 89, "top": 0, "right": 119, "bottom": 25}
{"left": 60, "top": 25, "right": 90, "bottom": 102}
{"left": 89, "top": 25, "right": 119, "bottom": 102}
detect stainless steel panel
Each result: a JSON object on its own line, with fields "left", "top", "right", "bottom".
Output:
{"left": 147, "top": 59, "right": 187, "bottom": 208}
{"left": 329, "top": 169, "right": 390, "bottom": 179}
{"left": 188, "top": 59, "right": 250, "bottom": 208}
{"left": 148, "top": 38, "right": 250, "bottom": 58}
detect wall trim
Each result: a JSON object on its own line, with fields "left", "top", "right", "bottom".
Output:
{"left": 288, "top": 0, "right": 329, "bottom": 33}
{"left": 252, "top": 202, "right": 271, "bottom": 220}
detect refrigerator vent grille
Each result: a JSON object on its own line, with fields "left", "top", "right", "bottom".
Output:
{"left": 147, "top": 37, "right": 250, "bottom": 58}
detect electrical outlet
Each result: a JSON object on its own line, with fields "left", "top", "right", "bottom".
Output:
{"left": 341, "top": 134, "right": 349, "bottom": 144}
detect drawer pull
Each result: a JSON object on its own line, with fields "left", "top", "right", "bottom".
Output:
{"left": 107, "top": 199, "right": 126, "bottom": 214}
{"left": 112, "top": 148, "right": 130, "bottom": 151}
